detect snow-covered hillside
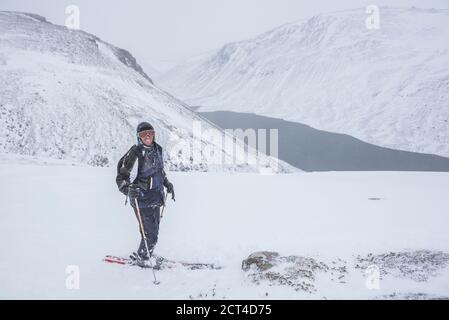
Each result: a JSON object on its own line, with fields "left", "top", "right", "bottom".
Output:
{"left": 159, "top": 7, "right": 449, "bottom": 157}
{"left": 0, "top": 11, "right": 292, "bottom": 173}
{"left": 1, "top": 155, "right": 448, "bottom": 299}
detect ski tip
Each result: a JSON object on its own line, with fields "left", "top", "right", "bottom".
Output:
{"left": 153, "top": 281, "right": 161, "bottom": 285}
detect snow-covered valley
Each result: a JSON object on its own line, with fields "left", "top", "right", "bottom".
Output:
{"left": 160, "top": 7, "right": 449, "bottom": 158}
{"left": 1, "top": 7, "right": 448, "bottom": 301}
{"left": 1, "top": 155, "right": 448, "bottom": 299}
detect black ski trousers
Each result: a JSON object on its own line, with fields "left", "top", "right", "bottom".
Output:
{"left": 133, "top": 205, "right": 161, "bottom": 259}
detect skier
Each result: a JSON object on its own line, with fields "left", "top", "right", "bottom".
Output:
{"left": 116, "top": 122, "right": 175, "bottom": 267}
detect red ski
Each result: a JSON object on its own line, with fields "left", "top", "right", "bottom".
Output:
{"left": 103, "top": 255, "right": 131, "bottom": 265}
{"left": 103, "top": 254, "right": 221, "bottom": 270}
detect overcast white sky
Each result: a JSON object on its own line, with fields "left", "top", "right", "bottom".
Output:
{"left": 1, "top": 0, "right": 448, "bottom": 71}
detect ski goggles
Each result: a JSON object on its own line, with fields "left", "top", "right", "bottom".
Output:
{"left": 138, "top": 130, "right": 155, "bottom": 139}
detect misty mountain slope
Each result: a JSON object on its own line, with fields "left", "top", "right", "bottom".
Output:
{"left": 0, "top": 11, "right": 293, "bottom": 172}
{"left": 160, "top": 7, "right": 449, "bottom": 157}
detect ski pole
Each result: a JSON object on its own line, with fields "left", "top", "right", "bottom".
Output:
{"left": 134, "top": 198, "right": 160, "bottom": 285}
{"left": 160, "top": 192, "right": 169, "bottom": 219}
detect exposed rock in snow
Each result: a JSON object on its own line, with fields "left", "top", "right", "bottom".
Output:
{"left": 375, "top": 292, "right": 449, "bottom": 300}
{"left": 355, "top": 250, "right": 449, "bottom": 282}
{"left": 242, "top": 251, "right": 348, "bottom": 293}
{"left": 242, "top": 250, "right": 449, "bottom": 296}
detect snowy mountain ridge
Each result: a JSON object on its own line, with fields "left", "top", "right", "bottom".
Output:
{"left": 0, "top": 11, "right": 294, "bottom": 172}
{"left": 159, "top": 7, "right": 449, "bottom": 157}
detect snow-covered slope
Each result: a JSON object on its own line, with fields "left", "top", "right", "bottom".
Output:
{"left": 1, "top": 155, "right": 448, "bottom": 299}
{"left": 159, "top": 7, "right": 449, "bottom": 157}
{"left": 138, "top": 60, "right": 162, "bottom": 82}
{"left": 0, "top": 12, "right": 292, "bottom": 172}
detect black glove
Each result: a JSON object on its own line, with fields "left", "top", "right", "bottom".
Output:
{"left": 118, "top": 181, "right": 129, "bottom": 196}
{"left": 127, "top": 184, "right": 141, "bottom": 199}
{"left": 164, "top": 180, "right": 175, "bottom": 201}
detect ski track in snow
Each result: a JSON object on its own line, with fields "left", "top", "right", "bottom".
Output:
{"left": 1, "top": 155, "right": 448, "bottom": 299}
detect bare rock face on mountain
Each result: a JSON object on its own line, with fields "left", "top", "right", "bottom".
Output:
{"left": 0, "top": 11, "right": 294, "bottom": 172}
{"left": 160, "top": 7, "right": 449, "bottom": 157}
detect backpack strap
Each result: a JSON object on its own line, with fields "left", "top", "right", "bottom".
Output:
{"left": 116, "top": 145, "right": 140, "bottom": 192}
{"left": 136, "top": 144, "right": 144, "bottom": 177}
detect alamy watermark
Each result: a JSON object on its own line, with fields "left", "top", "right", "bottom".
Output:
{"left": 365, "top": 5, "right": 380, "bottom": 29}
{"left": 166, "top": 121, "right": 279, "bottom": 173}
{"left": 65, "top": 265, "right": 80, "bottom": 290}
{"left": 65, "top": 5, "right": 80, "bottom": 30}
{"left": 365, "top": 264, "right": 381, "bottom": 290}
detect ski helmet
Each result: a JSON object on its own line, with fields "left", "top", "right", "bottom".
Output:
{"left": 136, "top": 122, "right": 155, "bottom": 146}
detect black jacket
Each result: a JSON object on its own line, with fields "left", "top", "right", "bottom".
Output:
{"left": 116, "top": 143, "right": 169, "bottom": 207}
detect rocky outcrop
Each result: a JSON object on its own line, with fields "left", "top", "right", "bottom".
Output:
{"left": 242, "top": 250, "right": 449, "bottom": 298}
{"left": 355, "top": 250, "right": 449, "bottom": 282}
{"left": 242, "top": 251, "right": 348, "bottom": 293}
